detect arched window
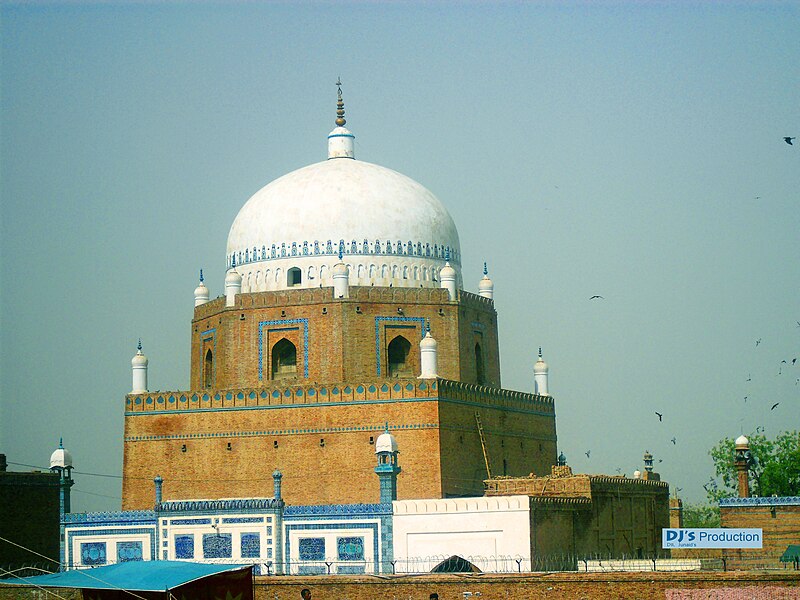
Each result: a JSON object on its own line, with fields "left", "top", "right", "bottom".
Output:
{"left": 204, "top": 349, "right": 213, "bottom": 388}
{"left": 287, "top": 267, "right": 301, "bottom": 286}
{"left": 388, "top": 336, "right": 412, "bottom": 377}
{"left": 271, "top": 339, "right": 297, "bottom": 379}
{"left": 475, "top": 343, "right": 486, "bottom": 385}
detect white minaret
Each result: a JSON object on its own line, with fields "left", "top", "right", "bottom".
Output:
{"left": 131, "top": 339, "right": 149, "bottom": 393}
{"left": 328, "top": 79, "right": 355, "bottom": 159}
{"left": 194, "top": 269, "right": 209, "bottom": 307}
{"left": 225, "top": 265, "right": 242, "bottom": 307}
{"left": 533, "top": 347, "right": 549, "bottom": 396}
{"left": 419, "top": 322, "right": 438, "bottom": 379}
{"left": 333, "top": 246, "right": 350, "bottom": 299}
{"left": 440, "top": 249, "right": 457, "bottom": 301}
{"left": 478, "top": 262, "right": 494, "bottom": 300}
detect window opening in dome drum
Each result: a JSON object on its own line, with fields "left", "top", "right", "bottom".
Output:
{"left": 287, "top": 267, "right": 301, "bottom": 286}
{"left": 271, "top": 339, "right": 297, "bottom": 380}
{"left": 387, "top": 336, "right": 412, "bottom": 378}
{"left": 475, "top": 343, "right": 486, "bottom": 385}
{"left": 204, "top": 349, "right": 214, "bottom": 388}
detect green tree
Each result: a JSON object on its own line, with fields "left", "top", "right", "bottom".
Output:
{"left": 682, "top": 502, "right": 720, "bottom": 528}
{"left": 707, "top": 430, "right": 800, "bottom": 502}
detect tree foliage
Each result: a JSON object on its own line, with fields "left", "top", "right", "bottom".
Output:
{"left": 682, "top": 502, "right": 720, "bottom": 528}
{"left": 707, "top": 430, "right": 800, "bottom": 502}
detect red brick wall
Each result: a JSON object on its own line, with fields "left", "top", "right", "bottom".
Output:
{"left": 122, "top": 381, "right": 556, "bottom": 510}
{"left": 721, "top": 503, "right": 800, "bottom": 569}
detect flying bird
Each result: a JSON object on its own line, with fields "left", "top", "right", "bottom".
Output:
{"left": 655, "top": 411, "right": 663, "bottom": 422}
{"left": 671, "top": 437, "right": 676, "bottom": 445}
{"left": 744, "top": 396, "right": 748, "bottom": 402}
{"left": 589, "top": 295, "right": 604, "bottom": 300}
{"left": 792, "top": 358, "right": 797, "bottom": 365}
{"left": 585, "top": 450, "right": 591, "bottom": 458}
{"left": 756, "top": 338, "right": 762, "bottom": 346}
{"left": 785, "top": 137, "right": 796, "bottom": 145}
{"left": 746, "top": 374, "right": 751, "bottom": 382}
{"left": 771, "top": 402, "right": 780, "bottom": 411}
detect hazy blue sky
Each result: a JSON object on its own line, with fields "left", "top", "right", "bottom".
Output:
{"left": 2, "top": 2, "right": 798, "bottom": 513}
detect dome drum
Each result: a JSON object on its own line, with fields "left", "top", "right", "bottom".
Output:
{"left": 228, "top": 244, "right": 462, "bottom": 293}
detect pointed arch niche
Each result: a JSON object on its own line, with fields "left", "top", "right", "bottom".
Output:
{"left": 271, "top": 338, "right": 297, "bottom": 380}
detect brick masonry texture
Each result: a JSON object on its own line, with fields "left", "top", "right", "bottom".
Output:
{"left": 3, "top": 573, "right": 798, "bottom": 600}
{"left": 122, "top": 285, "right": 552, "bottom": 510}
{"left": 122, "top": 379, "right": 556, "bottom": 509}
{"left": 721, "top": 504, "right": 800, "bottom": 570}
{"left": 246, "top": 572, "right": 798, "bottom": 600}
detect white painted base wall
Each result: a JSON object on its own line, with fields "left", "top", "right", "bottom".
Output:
{"left": 392, "top": 496, "right": 532, "bottom": 573}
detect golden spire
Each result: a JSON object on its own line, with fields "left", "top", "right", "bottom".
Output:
{"left": 335, "top": 77, "right": 346, "bottom": 127}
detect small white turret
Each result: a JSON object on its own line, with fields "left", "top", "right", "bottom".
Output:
{"left": 49, "top": 438, "right": 73, "bottom": 470}
{"left": 328, "top": 79, "right": 355, "bottom": 159}
{"left": 478, "top": 262, "right": 494, "bottom": 300}
{"left": 533, "top": 347, "right": 549, "bottom": 396}
{"left": 194, "top": 269, "right": 209, "bottom": 307}
{"left": 440, "top": 249, "right": 457, "bottom": 301}
{"left": 131, "top": 339, "right": 149, "bottom": 393}
{"left": 225, "top": 267, "right": 242, "bottom": 307}
{"left": 333, "top": 246, "right": 350, "bottom": 299}
{"left": 419, "top": 322, "right": 438, "bottom": 379}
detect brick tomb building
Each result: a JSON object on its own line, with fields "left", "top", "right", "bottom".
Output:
{"left": 122, "top": 87, "right": 557, "bottom": 510}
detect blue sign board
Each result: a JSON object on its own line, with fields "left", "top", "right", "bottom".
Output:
{"left": 662, "top": 528, "right": 762, "bottom": 549}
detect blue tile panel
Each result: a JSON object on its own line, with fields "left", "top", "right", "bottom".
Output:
{"left": 175, "top": 534, "right": 194, "bottom": 559}
{"left": 258, "top": 319, "right": 309, "bottom": 379}
{"left": 66, "top": 527, "right": 157, "bottom": 566}
{"left": 285, "top": 522, "right": 380, "bottom": 571}
{"left": 284, "top": 503, "right": 391, "bottom": 518}
{"left": 298, "top": 538, "right": 325, "bottom": 561}
{"left": 241, "top": 533, "right": 261, "bottom": 558}
{"left": 203, "top": 533, "right": 232, "bottom": 558}
{"left": 161, "top": 498, "right": 281, "bottom": 513}
{"left": 116, "top": 541, "right": 143, "bottom": 562}
{"left": 719, "top": 496, "right": 800, "bottom": 507}
{"left": 222, "top": 517, "right": 264, "bottom": 524}
{"left": 64, "top": 510, "right": 156, "bottom": 524}
{"left": 374, "top": 316, "right": 426, "bottom": 375}
{"left": 169, "top": 517, "right": 212, "bottom": 525}
{"left": 337, "top": 537, "right": 364, "bottom": 561}
{"left": 80, "top": 542, "right": 106, "bottom": 566}
{"left": 227, "top": 239, "right": 460, "bottom": 269}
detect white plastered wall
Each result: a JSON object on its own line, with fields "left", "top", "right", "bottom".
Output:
{"left": 392, "top": 495, "right": 531, "bottom": 573}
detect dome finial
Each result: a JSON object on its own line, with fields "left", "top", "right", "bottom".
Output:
{"left": 335, "top": 77, "right": 346, "bottom": 127}
{"left": 539, "top": 346, "right": 542, "bottom": 358}
{"left": 59, "top": 437, "right": 63, "bottom": 448}
{"left": 483, "top": 262, "right": 488, "bottom": 276}
{"left": 199, "top": 269, "right": 204, "bottom": 283}
{"left": 137, "top": 338, "right": 142, "bottom": 351}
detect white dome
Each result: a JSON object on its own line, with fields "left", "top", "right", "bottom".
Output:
{"left": 131, "top": 346, "right": 148, "bottom": 367}
{"left": 420, "top": 329, "right": 438, "bottom": 349}
{"left": 735, "top": 435, "right": 749, "bottom": 447}
{"left": 50, "top": 444, "right": 73, "bottom": 469}
{"left": 226, "top": 156, "right": 461, "bottom": 293}
{"left": 375, "top": 430, "right": 399, "bottom": 454}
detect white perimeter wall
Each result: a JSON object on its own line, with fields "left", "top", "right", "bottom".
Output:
{"left": 392, "top": 495, "right": 531, "bottom": 573}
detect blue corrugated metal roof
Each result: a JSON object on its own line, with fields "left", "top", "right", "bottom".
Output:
{"left": 0, "top": 561, "right": 251, "bottom": 591}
